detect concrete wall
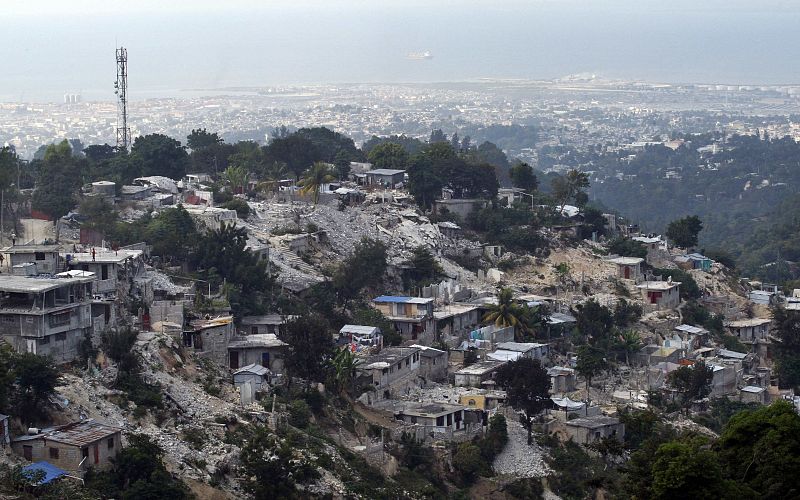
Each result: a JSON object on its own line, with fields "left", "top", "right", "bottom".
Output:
{"left": 12, "top": 432, "right": 121, "bottom": 473}
{"left": 419, "top": 353, "right": 448, "bottom": 383}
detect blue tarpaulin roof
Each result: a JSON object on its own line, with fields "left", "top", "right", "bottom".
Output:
{"left": 22, "top": 461, "right": 66, "bottom": 485}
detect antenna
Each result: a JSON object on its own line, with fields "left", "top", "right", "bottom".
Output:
{"left": 115, "top": 47, "right": 131, "bottom": 150}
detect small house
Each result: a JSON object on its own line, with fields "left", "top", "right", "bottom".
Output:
{"left": 410, "top": 344, "right": 448, "bottom": 383}
{"left": 357, "top": 347, "right": 421, "bottom": 401}
{"left": 183, "top": 316, "right": 235, "bottom": 367}
{"left": 549, "top": 397, "right": 601, "bottom": 421}
{"left": 608, "top": 256, "right": 644, "bottom": 281}
{"left": 490, "top": 342, "right": 549, "bottom": 362}
{"left": 548, "top": 366, "right": 577, "bottom": 395}
{"left": 433, "top": 303, "right": 480, "bottom": 339}
{"left": 393, "top": 402, "right": 466, "bottom": 433}
{"left": 433, "top": 198, "right": 489, "bottom": 220}
{"left": 1, "top": 244, "right": 62, "bottom": 274}
{"left": 372, "top": 296, "right": 435, "bottom": 342}
{"left": 726, "top": 318, "right": 771, "bottom": 344}
{"left": 233, "top": 363, "right": 270, "bottom": 405}
{"left": 227, "top": 333, "right": 287, "bottom": 373}
{"left": 11, "top": 420, "right": 122, "bottom": 475}
{"left": 240, "top": 314, "right": 295, "bottom": 336}
{"left": 563, "top": 415, "right": 625, "bottom": 444}
{"left": 340, "top": 324, "right": 383, "bottom": 349}
{"left": 739, "top": 385, "right": 767, "bottom": 405}
{"left": 675, "top": 253, "right": 712, "bottom": 272}
{"left": 454, "top": 360, "right": 507, "bottom": 388}
{"left": 364, "top": 169, "right": 406, "bottom": 188}
{"left": 637, "top": 280, "right": 681, "bottom": 310}
{"left": 459, "top": 391, "right": 506, "bottom": 410}
{"left": 437, "top": 221, "right": 461, "bottom": 238}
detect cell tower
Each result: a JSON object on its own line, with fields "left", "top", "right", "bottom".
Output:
{"left": 114, "top": 47, "right": 131, "bottom": 150}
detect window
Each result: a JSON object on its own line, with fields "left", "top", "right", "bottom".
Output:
{"left": 55, "top": 332, "right": 66, "bottom": 341}
{"left": 49, "top": 447, "right": 59, "bottom": 459}
{"left": 82, "top": 447, "right": 89, "bottom": 459}
{"left": 101, "top": 264, "right": 108, "bottom": 280}
{"left": 107, "top": 437, "right": 115, "bottom": 450}
{"left": 405, "top": 358, "right": 409, "bottom": 367}
{"left": 35, "top": 252, "right": 46, "bottom": 261}
{"left": 39, "top": 337, "right": 50, "bottom": 345}
{"left": 49, "top": 312, "right": 71, "bottom": 327}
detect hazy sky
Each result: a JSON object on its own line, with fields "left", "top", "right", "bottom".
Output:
{"left": 2, "top": 0, "right": 800, "bottom": 102}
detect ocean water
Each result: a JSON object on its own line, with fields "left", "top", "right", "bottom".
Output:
{"left": 1, "top": 1, "right": 799, "bottom": 102}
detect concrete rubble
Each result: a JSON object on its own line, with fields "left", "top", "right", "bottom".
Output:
{"left": 492, "top": 415, "right": 550, "bottom": 478}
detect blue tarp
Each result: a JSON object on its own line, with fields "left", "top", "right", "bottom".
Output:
{"left": 373, "top": 295, "right": 413, "bottom": 303}
{"left": 22, "top": 461, "right": 66, "bottom": 485}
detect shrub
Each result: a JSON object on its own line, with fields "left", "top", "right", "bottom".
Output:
{"left": 288, "top": 400, "right": 311, "bottom": 429}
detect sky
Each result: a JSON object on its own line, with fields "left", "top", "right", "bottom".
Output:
{"left": 2, "top": 0, "right": 800, "bottom": 102}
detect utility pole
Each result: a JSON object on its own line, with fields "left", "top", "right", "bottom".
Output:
{"left": 115, "top": 47, "right": 131, "bottom": 150}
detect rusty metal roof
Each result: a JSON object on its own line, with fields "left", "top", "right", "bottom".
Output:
{"left": 13, "top": 420, "right": 120, "bottom": 447}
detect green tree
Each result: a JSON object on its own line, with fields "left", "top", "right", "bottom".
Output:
{"left": 223, "top": 164, "right": 248, "bottom": 195}
{"left": 367, "top": 142, "right": 408, "bottom": 170}
{"left": 143, "top": 206, "right": 199, "bottom": 261}
{"left": 613, "top": 298, "right": 643, "bottom": 328}
{"left": 333, "top": 150, "right": 352, "bottom": 180}
{"left": 130, "top": 133, "right": 190, "bottom": 180}
{"left": 651, "top": 438, "right": 732, "bottom": 500}
{"left": 666, "top": 360, "right": 713, "bottom": 414}
{"left": 666, "top": 215, "right": 703, "bottom": 249}
{"left": 403, "top": 246, "right": 443, "bottom": 290}
{"left": 298, "top": 162, "right": 336, "bottom": 205}
{"left": 186, "top": 128, "right": 223, "bottom": 151}
{"left": 12, "top": 352, "right": 60, "bottom": 422}
{"left": 86, "top": 434, "right": 191, "bottom": 499}
{"left": 615, "top": 329, "right": 643, "bottom": 365}
{"left": 608, "top": 237, "right": 648, "bottom": 259}
{"left": 575, "top": 345, "right": 608, "bottom": 403}
{"left": 31, "top": 140, "right": 84, "bottom": 220}
{"left": 452, "top": 442, "right": 483, "bottom": 484}
{"left": 495, "top": 358, "right": 551, "bottom": 444}
{"left": 718, "top": 400, "right": 800, "bottom": 497}
{"left": 351, "top": 307, "right": 399, "bottom": 346}
{"left": 265, "top": 134, "right": 319, "bottom": 181}
{"left": 191, "top": 223, "right": 271, "bottom": 316}
{"left": 509, "top": 161, "right": 538, "bottom": 192}
{"left": 551, "top": 169, "right": 590, "bottom": 212}
{"left": 482, "top": 288, "right": 528, "bottom": 341}
{"left": 280, "top": 313, "right": 334, "bottom": 385}
{"left": 771, "top": 306, "right": 800, "bottom": 389}
{"left": 332, "top": 238, "right": 387, "bottom": 307}
{"left": 574, "top": 299, "right": 614, "bottom": 345}
{"left": 329, "top": 347, "right": 362, "bottom": 398}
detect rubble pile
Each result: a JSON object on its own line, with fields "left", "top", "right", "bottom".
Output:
{"left": 492, "top": 415, "right": 549, "bottom": 478}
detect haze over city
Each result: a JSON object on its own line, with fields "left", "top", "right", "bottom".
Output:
{"left": 2, "top": 0, "right": 800, "bottom": 102}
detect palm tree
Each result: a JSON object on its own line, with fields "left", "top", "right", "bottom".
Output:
{"left": 330, "top": 347, "right": 362, "bottom": 398}
{"left": 482, "top": 288, "right": 528, "bottom": 341}
{"left": 616, "top": 329, "right": 642, "bottom": 365}
{"left": 223, "top": 165, "right": 248, "bottom": 195}
{"left": 298, "top": 162, "right": 336, "bottom": 205}
{"left": 257, "top": 161, "right": 288, "bottom": 195}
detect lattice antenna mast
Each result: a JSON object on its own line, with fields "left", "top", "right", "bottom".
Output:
{"left": 114, "top": 47, "right": 131, "bottom": 150}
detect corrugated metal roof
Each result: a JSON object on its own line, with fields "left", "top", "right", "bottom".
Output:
{"left": 22, "top": 462, "right": 66, "bottom": 485}
{"left": 340, "top": 325, "right": 380, "bottom": 335}
{"left": 233, "top": 363, "right": 269, "bottom": 376}
{"left": 14, "top": 420, "right": 120, "bottom": 447}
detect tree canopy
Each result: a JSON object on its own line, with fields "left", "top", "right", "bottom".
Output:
{"left": 666, "top": 215, "right": 703, "bottom": 249}
{"left": 496, "top": 358, "right": 551, "bottom": 444}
